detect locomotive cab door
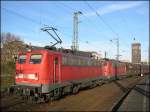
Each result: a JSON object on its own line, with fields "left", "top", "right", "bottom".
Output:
{"left": 53, "top": 55, "right": 61, "bottom": 84}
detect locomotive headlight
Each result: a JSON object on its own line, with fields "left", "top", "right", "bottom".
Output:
{"left": 15, "top": 73, "right": 38, "bottom": 80}
{"left": 16, "top": 74, "right": 24, "bottom": 78}
{"left": 28, "top": 74, "right": 38, "bottom": 80}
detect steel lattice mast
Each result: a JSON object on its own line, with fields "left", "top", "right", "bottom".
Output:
{"left": 71, "top": 11, "right": 82, "bottom": 51}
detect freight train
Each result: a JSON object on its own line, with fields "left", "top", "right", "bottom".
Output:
{"left": 10, "top": 47, "right": 149, "bottom": 103}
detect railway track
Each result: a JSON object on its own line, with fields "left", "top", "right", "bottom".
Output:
{"left": 1, "top": 75, "right": 146, "bottom": 111}
{"left": 110, "top": 75, "right": 149, "bottom": 111}
{"left": 110, "top": 85, "right": 136, "bottom": 111}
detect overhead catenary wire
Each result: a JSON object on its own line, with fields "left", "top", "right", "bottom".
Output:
{"left": 2, "top": 7, "right": 43, "bottom": 26}
{"left": 53, "top": 3, "right": 108, "bottom": 48}
{"left": 2, "top": 2, "right": 131, "bottom": 54}
{"left": 81, "top": 12, "right": 111, "bottom": 40}
{"left": 84, "top": 1, "right": 120, "bottom": 38}
{"left": 113, "top": 1, "right": 135, "bottom": 39}
{"left": 58, "top": 1, "right": 77, "bottom": 12}
{"left": 110, "top": 1, "right": 134, "bottom": 48}
{"left": 56, "top": 2, "right": 112, "bottom": 41}
{"left": 60, "top": 8, "right": 103, "bottom": 50}
{"left": 2, "top": 7, "right": 73, "bottom": 46}
{"left": 38, "top": 3, "right": 73, "bottom": 40}
{"left": 58, "top": 1, "right": 128, "bottom": 53}
{"left": 55, "top": 2, "right": 122, "bottom": 59}
{"left": 84, "top": 2, "right": 127, "bottom": 46}
{"left": 3, "top": 7, "right": 72, "bottom": 34}
{"left": 84, "top": 1, "right": 131, "bottom": 54}
{"left": 37, "top": 7, "right": 73, "bottom": 48}
{"left": 117, "top": 13, "right": 133, "bottom": 47}
{"left": 2, "top": 4, "right": 98, "bottom": 49}
{"left": 84, "top": 1, "right": 123, "bottom": 61}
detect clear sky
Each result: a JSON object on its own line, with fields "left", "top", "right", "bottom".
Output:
{"left": 1, "top": 1, "right": 149, "bottom": 62}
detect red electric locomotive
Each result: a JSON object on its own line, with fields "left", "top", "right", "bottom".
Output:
{"left": 101, "top": 59, "right": 126, "bottom": 79}
{"left": 14, "top": 48, "right": 105, "bottom": 102}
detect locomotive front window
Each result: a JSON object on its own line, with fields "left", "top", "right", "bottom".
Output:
{"left": 30, "top": 54, "right": 42, "bottom": 64}
{"left": 19, "top": 55, "right": 26, "bottom": 64}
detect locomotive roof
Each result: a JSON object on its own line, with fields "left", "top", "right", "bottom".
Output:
{"left": 19, "top": 48, "right": 95, "bottom": 60}
{"left": 20, "top": 46, "right": 95, "bottom": 58}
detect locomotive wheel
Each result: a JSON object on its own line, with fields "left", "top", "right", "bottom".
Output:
{"left": 98, "top": 81, "right": 103, "bottom": 86}
{"left": 45, "top": 98, "right": 49, "bottom": 103}
{"left": 43, "top": 95, "right": 49, "bottom": 103}
{"left": 72, "top": 85, "right": 80, "bottom": 94}
{"left": 52, "top": 88, "right": 62, "bottom": 100}
{"left": 96, "top": 80, "right": 102, "bottom": 86}
{"left": 39, "top": 95, "right": 49, "bottom": 103}
{"left": 32, "top": 93, "right": 39, "bottom": 104}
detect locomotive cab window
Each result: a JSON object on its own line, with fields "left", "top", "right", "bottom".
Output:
{"left": 19, "top": 55, "right": 26, "bottom": 64}
{"left": 30, "top": 54, "right": 42, "bottom": 64}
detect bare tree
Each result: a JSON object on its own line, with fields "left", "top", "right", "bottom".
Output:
{"left": 1, "top": 32, "right": 26, "bottom": 64}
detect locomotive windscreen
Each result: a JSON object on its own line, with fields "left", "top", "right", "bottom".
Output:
{"left": 30, "top": 54, "right": 42, "bottom": 64}
{"left": 19, "top": 55, "right": 26, "bottom": 64}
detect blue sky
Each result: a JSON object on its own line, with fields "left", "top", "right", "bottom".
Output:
{"left": 1, "top": 1, "right": 149, "bottom": 62}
